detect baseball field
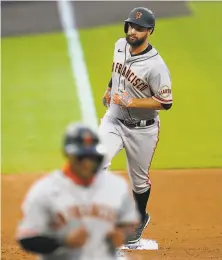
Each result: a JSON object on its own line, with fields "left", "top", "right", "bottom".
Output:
{"left": 2, "top": 1, "right": 222, "bottom": 260}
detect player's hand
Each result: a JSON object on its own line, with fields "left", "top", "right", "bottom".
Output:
{"left": 102, "top": 87, "right": 111, "bottom": 107}
{"left": 112, "top": 92, "right": 133, "bottom": 108}
{"left": 106, "top": 228, "right": 125, "bottom": 248}
{"left": 64, "top": 226, "right": 88, "bottom": 248}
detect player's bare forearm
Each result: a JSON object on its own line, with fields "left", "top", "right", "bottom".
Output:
{"left": 112, "top": 93, "right": 172, "bottom": 110}
{"left": 129, "top": 97, "right": 165, "bottom": 110}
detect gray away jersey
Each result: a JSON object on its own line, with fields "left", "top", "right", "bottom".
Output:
{"left": 108, "top": 38, "right": 173, "bottom": 121}
{"left": 16, "top": 170, "right": 139, "bottom": 260}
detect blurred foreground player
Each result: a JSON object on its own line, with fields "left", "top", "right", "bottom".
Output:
{"left": 16, "top": 122, "right": 139, "bottom": 260}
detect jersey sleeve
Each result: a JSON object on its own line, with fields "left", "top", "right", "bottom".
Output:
{"left": 148, "top": 64, "right": 173, "bottom": 104}
{"left": 16, "top": 186, "right": 51, "bottom": 239}
{"left": 117, "top": 186, "right": 140, "bottom": 224}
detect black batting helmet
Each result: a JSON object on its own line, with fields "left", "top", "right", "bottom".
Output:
{"left": 124, "top": 7, "right": 155, "bottom": 34}
{"left": 63, "top": 122, "right": 106, "bottom": 165}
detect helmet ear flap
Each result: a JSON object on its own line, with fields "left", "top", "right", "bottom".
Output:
{"left": 124, "top": 22, "right": 129, "bottom": 33}
{"left": 150, "top": 27, "right": 154, "bottom": 35}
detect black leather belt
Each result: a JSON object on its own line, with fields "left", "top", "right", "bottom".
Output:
{"left": 117, "top": 118, "right": 155, "bottom": 127}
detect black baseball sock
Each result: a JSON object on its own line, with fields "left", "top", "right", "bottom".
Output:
{"left": 133, "top": 189, "right": 151, "bottom": 223}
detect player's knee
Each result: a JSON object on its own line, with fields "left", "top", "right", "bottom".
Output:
{"left": 132, "top": 182, "right": 151, "bottom": 194}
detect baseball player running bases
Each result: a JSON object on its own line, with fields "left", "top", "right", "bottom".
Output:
{"left": 16, "top": 123, "right": 140, "bottom": 260}
{"left": 100, "top": 7, "right": 173, "bottom": 244}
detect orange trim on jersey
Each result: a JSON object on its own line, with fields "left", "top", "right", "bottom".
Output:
{"left": 152, "top": 95, "right": 172, "bottom": 104}
{"left": 16, "top": 228, "right": 38, "bottom": 239}
{"left": 62, "top": 163, "right": 95, "bottom": 186}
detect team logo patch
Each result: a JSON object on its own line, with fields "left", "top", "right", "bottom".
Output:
{"left": 158, "top": 85, "right": 171, "bottom": 98}
{"left": 83, "top": 132, "right": 93, "bottom": 146}
{"left": 135, "top": 11, "right": 142, "bottom": 20}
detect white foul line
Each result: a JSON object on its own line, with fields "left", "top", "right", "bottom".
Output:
{"left": 57, "top": 0, "right": 98, "bottom": 130}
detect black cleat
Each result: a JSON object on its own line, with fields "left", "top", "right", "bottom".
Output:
{"left": 127, "top": 213, "right": 150, "bottom": 244}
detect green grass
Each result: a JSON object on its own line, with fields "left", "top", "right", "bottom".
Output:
{"left": 79, "top": 2, "right": 222, "bottom": 170}
{"left": 2, "top": 33, "right": 81, "bottom": 173}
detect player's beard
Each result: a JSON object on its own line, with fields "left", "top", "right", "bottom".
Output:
{"left": 126, "top": 34, "right": 147, "bottom": 47}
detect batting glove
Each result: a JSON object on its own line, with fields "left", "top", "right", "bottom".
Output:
{"left": 112, "top": 92, "right": 133, "bottom": 107}
{"left": 102, "top": 87, "right": 111, "bottom": 107}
